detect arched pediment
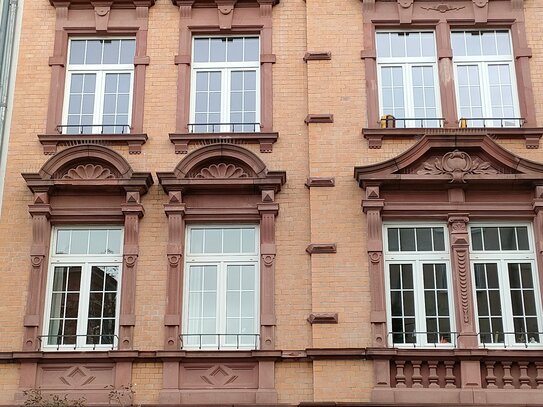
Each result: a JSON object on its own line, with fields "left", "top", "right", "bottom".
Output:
{"left": 23, "top": 145, "right": 153, "bottom": 194}
{"left": 158, "top": 144, "right": 286, "bottom": 194}
{"left": 355, "top": 134, "right": 543, "bottom": 188}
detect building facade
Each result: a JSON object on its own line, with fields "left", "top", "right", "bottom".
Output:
{"left": 2, "top": 0, "right": 543, "bottom": 405}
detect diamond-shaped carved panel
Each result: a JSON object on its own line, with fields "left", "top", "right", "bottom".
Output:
{"left": 179, "top": 363, "right": 258, "bottom": 389}
{"left": 37, "top": 364, "right": 114, "bottom": 390}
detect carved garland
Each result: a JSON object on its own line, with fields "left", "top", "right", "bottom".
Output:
{"left": 417, "top": 150, "right": 498, "bottom": 183}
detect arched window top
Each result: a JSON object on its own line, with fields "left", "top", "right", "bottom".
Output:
{"left": 158, "top": 144, "right": 286, "bottom": 194}
{"left": 23, "top": 145, "right": 153, "bottom": 195}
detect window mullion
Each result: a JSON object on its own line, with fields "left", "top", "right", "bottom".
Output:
{"left": 405, "top": 65, "right": 414, "bottom": 121}
{"left": 499, "top": 259, "right": 514, "bottom": 346}
{"left": 93, "top": 70, "right": 105, "bottom": 134}
{"left": 222, "top": 68, "right": 230, "bottom": 132}
{"left": 219, "top": 261, "right": 226, "bottom": 346}
{"left": 480, "top": 62, "right": 493, "bottom": 120}
{"left": 77, "top": 262, "right": 91, "bottom": 349}
{"left": 414, "top": 259, "right": 427, "bottom": 346}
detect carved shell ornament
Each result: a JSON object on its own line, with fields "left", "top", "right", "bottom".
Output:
{"left": 62, "top": 164, "right": 116, "bottom": 180}
{"left": 195, "top": 163, "right": 249, "bottom": 179}
{"left": 417, "top": 149, "right": 498, "bottom": 183}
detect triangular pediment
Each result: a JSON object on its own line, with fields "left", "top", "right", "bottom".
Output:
{"left": 355, "top": 134, "right": 543, "bottom": 187}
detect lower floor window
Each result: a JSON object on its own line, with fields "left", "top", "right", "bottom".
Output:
{"left": 43, "top": 227, "right": 123, "bottom": 350}
{"left": 384, "top": 223, "right": 543, "bottom": 348}
{"left": 471, "top": 225, "right": 542, "bottom": 347}
{"left": 183, "top": 225, "right": 259, "bottom": 350}
{"left": 385, "top": 225, "right": 453, "bottom": 347}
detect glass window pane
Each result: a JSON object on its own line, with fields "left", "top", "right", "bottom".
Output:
{"left": 389, "top": 264, "right": 401, "bottom": 290}
{"left": 90, "top": 267, "right": 105, "bottom": 291}
{"left": 390, "top": 292, "right": 402, "bottom": 316}
{"left": 190, "top": 229, "right": 204, "bottom": 253}
{"left": 471, "top": 227, "right": 483, "bottom": 250}
{"left": 387, "top": 228, "right": 399, "bottom": 252}
{"left": 103, "top": 40, "right": 120, "bottom": 64}
{"left": 204, "top": 229, "right": 222, "bottom": 253}
{"left": 120, "top": 39, "right": 136, "bottom": 64}
{"left": 423, "top": 264, "right": 435, "bottom": 289}
{"left": 194, "top": 38, "right": 209, "bottom": 63}
{"left": 89, "top": 230, "right": 107, "bottom": 254}
{"left": 227, "top": 265, "right": 240, "bottom": 291}
{"left": 376, "top": 33, "right": 390, "bottom": 58}
{"left": 517, "top": 227, "right": 530, "bottom": 250}
{"left": 399, "top": 228, "right": 415, "bottom": 251}
{"left": 69, "top": 41, "right": 86, "bottom": 64}
{"left": 227, "top": 38, "right": 243, "bottom": 62}
{"left": 520, "top": 263, "right": 534, "bottom": 287}
{"left": 244, "top": 37, "right": 259, "bottom": 61}
{"left": 210, "top": 38, "right": 226, "bottom": 62}
{"left": 241, "top": 265, "right": 255, "bottom": 290}
{"left": 483, "top": 227, "right": 500, "bottom": 250}
{"left": 241, "top": 228, "right": 255, "bottom": 253}
{"left": 241, "top": 292, "right": 254, "bottom": 317}
{"left": 416, "top": 228, "right": 432, "bottom": 251}
{"left": 203, "top": 266, "right": 217, "bottom": 291}
{"left": 402, "top": 264, "right": 413, "bottom": 289}
{"left": 70, "top": 230, "right": 89, "bottom": 254}
{"left": 107, "top": 229, "right": 122, "bottom": 254}
{"left": 86, "top": 40, "right": 102, "bottom": 64}
{"left": 432, "top": 228, "right": 445, "bottom": 251}
{"left": 104, "top": 267, "right": 119, "bottom": 291}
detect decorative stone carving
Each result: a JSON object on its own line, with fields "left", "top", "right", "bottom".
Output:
{"left": 417, "top": 150, "right": 498, "bottom": 183}
{"left": 194, "top": 163, "right": 249, "bottom": 179}
{"left": 369, "top": 251, "right": 382, "bottom": 264}
{"left": 168, "top": 255, "right": 181, "bottom": 267}
{"left": 307, "top": 313, "right": 339, "bottom": 324}
{"left": 59, "top": 366, "right": 96, "bottom": 387}
{"left": 62, "top": 164, "right": 115, "bottom": 180}
{"left": 473, "top": 0, "right": 488, "bottom": 7}
{"left": 262, "top": 254, "right": 275, "bottom": 266}
{"left": 124, "top": 255, "right": 137, "bottom": 268}
{"left": 457, "top": 249, "right": 470, "bottom": 323}
{"left": 421, "top": 4, "right": 465, "bottom": 13}
{"left": 201, "top": 365, "right": 238, "bottom": 386}
{"left": 398, "top": 0, "right": 413, "bottom": 7}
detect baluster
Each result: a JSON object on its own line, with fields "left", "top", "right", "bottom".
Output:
{"left": 518, "top": 362, "right": 531, "bottom": 389}
{"left": 395, "top": 360, "right": 407, "bottom": 388}
{"left": 536, "top": 362, "right": 543, "bottom": 389}
{"left": 444, "top": 360, "right": 456, "bottom": 388}
{"left": 428, "top": 360, "right": 439, "bottom": 388}
{"left": 502, "top": 361, "right": 514, "bottom": 389}
{"left": 412, "top": 360, "right": 423, "bottom": 388}
{"left": 485, "top": 361, "right": 498, "bottom": 389}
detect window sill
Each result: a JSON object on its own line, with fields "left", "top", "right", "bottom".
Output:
{"left": 169, "top": 131, "right": 278, "bottom": 154}
{"left": 362, "top": 127, "right": 543, "bottom": 149}
{"left": 38, "top": 133, "right": 148, "bottom": 155}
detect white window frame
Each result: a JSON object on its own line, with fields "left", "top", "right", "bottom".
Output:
{"left": 190, "top": 36, "right": 261, "bottom": 133}
{"left": 470, "top": 223, "right": 543, "bottom": 348}
{"left": 376, "top": 30, "right": 442, "bottom": 128}
{"left": 182, "top": 224, "right": 260, "bottom": 350}
{"left": 384, "top": 223, "right": 455, "bottom": 348}
{"left": 42, "top": 226, "right": 123, "bottom": 351}
{"left": 62, "top": 37, "right": 135, "bottom": 134}
{"left": 452, "top": 30, "right": 521, "bottom": 127}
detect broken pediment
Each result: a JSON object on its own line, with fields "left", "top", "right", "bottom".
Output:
{"left": 355, "top": 134, "right": 543, "bottom": 187}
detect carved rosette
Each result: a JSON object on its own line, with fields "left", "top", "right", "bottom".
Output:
{"left": 369, "top": 251, "right": 382, "bottom": 264}
{"left": 262, "top": 254, "right": 275, "bottom": 266}
{"left": 417, "top": 149, "right": 498, "bottom": 183}
{"left": 168, "top": 254, "right": 181, "bottom": 267}
{"left": 124, "top": 255, "right": 138, "bottom": 268}
{"left": 62, "top": 164, "right": 116, "bottom": 180}
{"left": 194, "top": 163, "right": 249, "bottom": 179}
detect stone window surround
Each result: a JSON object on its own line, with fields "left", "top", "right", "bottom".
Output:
{"left": 40, "top": 0, "right": 155, "bottom": 155}
{"left": 169, "top": 0, "right": 279, "bottom": 154}
{"left": 355, "top": 132, "right": 543, "bottom": 403}
{"left": 157, "top": 144, "right": 285, "bottom": 404}
{"left": 361, "top": 0, "right": 539, "bottom": 147}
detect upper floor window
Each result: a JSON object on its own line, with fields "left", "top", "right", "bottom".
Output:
{"left": 43, "top": 227, "right": 123, "bottom": 350}
{"left": 470, "top": 225, "right": 543, "bottom": 347}
{"left": 190, "top": 37, "right": 260, "bottom": 133}
{"left": 376, "top": 31, "right": 441, "bottom": 128}
{"left": 63, "top": 39, "right": 135, "bottom": 135}
{"left": 182, "top": 225, "right": 260, "bottom": 350}
{"left": 384, "top": 225, "right": 454, "bottom": 347}
{"left": 452, "top": 30, "right": 521, "bottom": 128}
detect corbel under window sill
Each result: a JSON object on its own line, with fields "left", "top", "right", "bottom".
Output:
{"left": 362, "top": 127, "right": 543, "bottom": 149}
{"left": 169, "top": 132, "right": 279, "bottom": 154}
{"left": 38, "top": 133, "right": 148, "bottom": 155}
